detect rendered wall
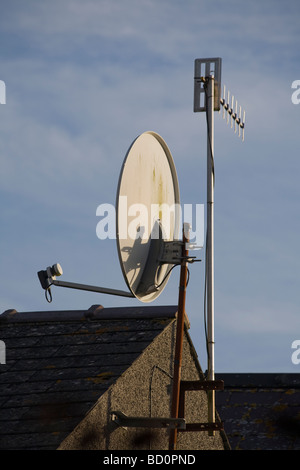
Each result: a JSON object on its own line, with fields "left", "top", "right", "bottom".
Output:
{"left": 58, "top": 319, "right": 226, "bottom": 450}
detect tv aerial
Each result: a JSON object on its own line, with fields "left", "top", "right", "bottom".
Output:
{"left": 193, "top": 57, "right": 245, "bottom": 438}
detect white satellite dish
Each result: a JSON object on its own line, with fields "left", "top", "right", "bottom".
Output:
{"left": 38, "top": 131, "right": 181, "bottom": 303}
{"left": 116, "top": 131, "right": 180, "bottom": 302}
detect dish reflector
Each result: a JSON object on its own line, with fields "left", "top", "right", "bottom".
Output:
{"left": 116, "top": 131, "right": 180, "bottom": 302}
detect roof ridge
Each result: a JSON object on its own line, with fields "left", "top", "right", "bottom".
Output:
{"left": 0, "top": 305, "right": 178, "bottom": 323}
{"left": 216, "top": 372, "right": 300, "bottom": 388}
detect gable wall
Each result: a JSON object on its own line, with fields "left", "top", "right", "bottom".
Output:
{"left": 58, "top": 319, "right": 226, "bottom": 450}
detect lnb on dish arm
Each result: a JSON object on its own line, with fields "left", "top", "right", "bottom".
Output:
{"left": 38, "top": 263, "right": 63, "bottom": 290}
{"left": 37, "top": 262, "right": 134, "bottom": 303}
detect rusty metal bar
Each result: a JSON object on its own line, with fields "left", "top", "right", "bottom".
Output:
{"left": 168, "top": 224, "right": 190, "bottom": 451}
{"left": 180, "top": 422, "right": 224, "bottom": 432}
{"left": 180, "top": 379, "right": 224, "bottom": 392}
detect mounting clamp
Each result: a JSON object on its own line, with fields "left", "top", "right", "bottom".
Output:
{"left": 194, "top": 57, "right": 222, "bottom": 112}
{"left": 159, "top": 240, "right": 185, "bottom": 264}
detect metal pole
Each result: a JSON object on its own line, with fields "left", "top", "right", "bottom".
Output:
{"left": 206, "top": 75, "right": 215, "bottom": 433}
{"left": 169, "top": 224, "right": 190, "bottom": 450}
{"left": 52, "top": 279, "right": 134, "bottom": 297}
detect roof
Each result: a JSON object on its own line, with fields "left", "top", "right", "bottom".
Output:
{"left": 0, "top": 304, "right": 178, "bottom": 450}
{"left": 215, "top": 373, "right": 300, "bottom": 450}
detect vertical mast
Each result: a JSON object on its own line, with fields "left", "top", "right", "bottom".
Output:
{"left": 194, "top": 57, "right": 245, "bottom": 436}
{"left": 194, "top": 58, "right": 222, "bottom": 433}
{"left": 206, "top": 75, "right": 215, "bottom": 432}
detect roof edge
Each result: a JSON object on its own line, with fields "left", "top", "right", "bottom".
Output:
{"left": 215, "top": 372, "right": 300, "bottom": 389}
{"left": 0, "top": 305, "right": 178, "bottom": 323}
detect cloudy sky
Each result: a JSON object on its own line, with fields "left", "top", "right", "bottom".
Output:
{"left": 1, "top": 0, "right": 299, "bottom": 373}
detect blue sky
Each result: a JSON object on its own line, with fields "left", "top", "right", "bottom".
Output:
{"left": 1, "top": 0, "right": 300, "bottom": 373}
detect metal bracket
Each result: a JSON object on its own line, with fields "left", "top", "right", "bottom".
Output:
{"left": 178, "top": 380, "right": 224, "bottom": 433}
{"left": 180, "top": 379, "right": 224, "bottom": 392}
{"left": 159, "top": 240, "right": 184, "bottom": 264}
{"left": 194, "top": 57, "right": 222, "bottom": 112}
{"left": 111, "top": 411, "right": 186, "bottom": 430}
{"left": 181, "top": 422, "right": 224, "bottom": 432}
{"left": 159, "top": 241, "right": 199, "bottom": 265}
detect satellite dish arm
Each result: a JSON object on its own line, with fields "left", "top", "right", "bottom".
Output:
{"left": 37, "top": 264, "right": 134, "bottom": 303}
{"left": 52, "top": 279, "right": 134, "bottom": 298}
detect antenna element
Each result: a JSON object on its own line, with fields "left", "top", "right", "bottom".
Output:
{"left": 220, "top": 85, "right": 246, "bottom": 141}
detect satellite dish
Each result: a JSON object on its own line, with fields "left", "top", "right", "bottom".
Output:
{"left": 116, "top": 131, "right": 180, "bottom": 302}
{"left": 38, "top": 131, "right": 182, "bottom": 304}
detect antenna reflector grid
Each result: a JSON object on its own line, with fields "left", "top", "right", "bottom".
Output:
{"left": 194, "top": 58, "right": 222, "bottom": 112}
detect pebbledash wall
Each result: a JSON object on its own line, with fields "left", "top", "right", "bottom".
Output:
{"left": 58, "top": 318, "right": 227, "bottom": 450}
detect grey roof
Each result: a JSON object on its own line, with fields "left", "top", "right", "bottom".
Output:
{"left": 215, "top": 373, "right": 300, "bottom": 450}
{"left": 0, "top": 304, "right": 178, "bottom": 450}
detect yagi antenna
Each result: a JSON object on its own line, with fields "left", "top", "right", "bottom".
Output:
{"left": 194, "top": 58, "right": 246, "bottom": 141}
{"left": 220, "top": 84, "right": 245, "bottom": 141}
{"left": 194, "top": 57, "right": 246, "bottom": 435}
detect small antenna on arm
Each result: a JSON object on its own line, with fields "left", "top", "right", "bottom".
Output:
{"left": 220, "top": 84, "right": 246, "bottom": 141}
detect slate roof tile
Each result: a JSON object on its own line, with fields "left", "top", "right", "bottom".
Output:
{"left": 216, "top": 373, "right": 300, "bottom": 450}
